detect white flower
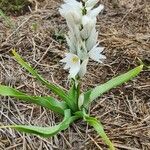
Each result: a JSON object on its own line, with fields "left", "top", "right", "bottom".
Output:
{"left": 76, "top": 41, "right": 88, "bottom": 60}
{"left": 60, "top": 0, "right": 106, "bottom": 79}
{"left": 82, "top": 15, "right": 96, "bottom": 26}
{"left": 66, "top": 30, "right": 82, "bottom": 54}
{"left": 65, "top": 35, "right": 76, "bottom": 54}
{"left": 86, "top": 0, "right": 99, "bottom": 8}
{"left": 65, "top": 11, "right": 81, "bottom": 26}
{"left": 59, "top": 0, "right": 82, "bottom": 24}
{"left": 78, "top": 58, "right": 89, "bottom": 78}
{"left": 60, "top": 53, "right": 81, "bottom": 78}
{"left": 88, "top": 44, "right": 106, "bottom": 63}
{"left": 61, "top": 47, "right": 106, "bottom": 79}
{"left": 87, "top": 4, "right": 104, "bottom": 18}
{"left": 81, "top": 17, "right": 96, "bottom": 40}
{"left": 61, "top": 53, "right": 89, "bottom": 79}
{"left": 86, "top": 28, "right": 98, "bottom": 51}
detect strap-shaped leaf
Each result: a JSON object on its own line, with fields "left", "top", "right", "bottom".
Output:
{"left": 83, "top": 65, "right": 143, "bottom": 107}
{"left": 68, "top": 80, "right": 79, "bottom": 110}
{"left": 0, "top": 109, "right": 78, "bottom": 137}
{"left": 0, "top": 85, "right": 67, "bottom": 115}
{"left": 12, "top": 50, "right": 74, "bottom": 110}
{"left": 84, "top": 115, "right": 115, "bottom": 150}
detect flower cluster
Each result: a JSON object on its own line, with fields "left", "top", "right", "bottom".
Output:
{"left": 59, "top": 0, "right": 106, "bottom": 79}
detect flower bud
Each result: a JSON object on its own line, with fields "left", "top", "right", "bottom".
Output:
{"left": 78, "top": 93, "right": 84, "bottom": 110}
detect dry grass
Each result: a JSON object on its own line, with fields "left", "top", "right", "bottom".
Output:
{"left": 0, "top": 0, "right": 150, "bottom": 149}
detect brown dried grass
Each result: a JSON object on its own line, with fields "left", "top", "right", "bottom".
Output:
{"left": 0, "top": 0, "right": 150, "bottom": 149}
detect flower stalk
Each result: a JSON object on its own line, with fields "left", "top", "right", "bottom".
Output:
{"left": 59, "top": 0, "right": 106, "bottom": 80}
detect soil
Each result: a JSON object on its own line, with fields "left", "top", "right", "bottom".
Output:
{"left": 0, "top": 0, "right": 150, "bottom": 150}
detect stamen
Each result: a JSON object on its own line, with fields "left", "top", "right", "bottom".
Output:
{"left": 72, "top": 56, "right": 79, "bottom": 63}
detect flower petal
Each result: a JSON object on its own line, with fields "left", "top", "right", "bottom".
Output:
{"left": 60, "top": 53, "right": 72, "bottom": 63}
{"left": 86, "top": 28, "right": 98, "bottom": 51}
{"left": 65, "top": 35, "right": 76, "bottom": 54}
{"left": 81, "top": 18, "right": 95, "bottom": 40}
{"left": 69, "top": 64, "right": 81, "bottom": 78}
{"left": 88, "top": 4, "right": 104, "bottom": 18}
{"left": 89, "top": 46, "right": 106, "bottom": 63}
{"left": 82, "top": 15, "right": 90, "bottom": 26}
{"left": 66, "top": 11, "right": 81, "bottom": 25}
{"left": 59, "top": 0, "right": 82, "bottom": 25}
{"left": 78, "top": 58, "right": 89, "bottom": 78}
{"left": 86, "top": 0, "right": 99, "bottom": 8}
{"left": 60, "top": 53, "right": 81, "bottom": 78}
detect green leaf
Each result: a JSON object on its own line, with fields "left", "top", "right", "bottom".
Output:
{"left": 12, "top": 50, "right": 74, "bottom": 111}
{"left": 0, "top": 109, "right": 79, "bottom": 137}
{"left": 68, "top": 82, "right": 76, "bottom": 101}
{"left": 0, "top": 9, "right": 14, "bottom": 27}
{"left": 0, "top": 85, "right": 67, "bottom": 115}
{"left": 68, "top": 80, "right": 79, "bottom": 110}
{"left": 83, "top": 65, "right": 143, "bottom": 107}
{"left": 84, "top": 115, "right": 115, "bottom": 150}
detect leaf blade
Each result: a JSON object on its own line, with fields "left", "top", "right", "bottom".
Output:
{"left": 0, "top": 85, "right": 67, "bottom": 115}
{"left": 84, "top": 65, "right": 143, "bottom": 107}
{"left": 68, "top": 80, "right": 79, "bottom": 110}
{"left": 12, "top": 50, "right": 74, "bottom": 110}
{"left": 0, "top": 109, "right": 78, "bottom": 137}
{"left": 84, "top": 115, "right": 115, "bottom": 150}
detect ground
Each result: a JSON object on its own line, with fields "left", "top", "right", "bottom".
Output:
{"left": 0, "top": 0, "right": 150, "bottom": 149}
